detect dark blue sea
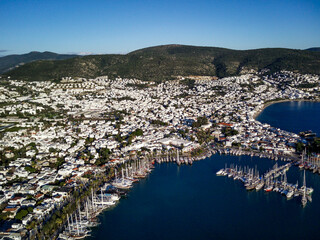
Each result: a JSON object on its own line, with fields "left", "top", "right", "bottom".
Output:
{"left": 256, "top": 101, "right": 320, "bottom": 136}
{"left": 89, "top": 101, "right": 320, "bottom": 240}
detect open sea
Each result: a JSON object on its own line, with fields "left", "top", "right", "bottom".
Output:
{"left": 89, "top": 101, "right": 320, "bottom": 240}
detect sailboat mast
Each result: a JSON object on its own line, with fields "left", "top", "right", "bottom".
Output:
{"left": 67, "top": 213, "right": 71, "bottom": 233}
{"left": 75, "top": 212, "right": 79, "bottom": 236}
{"left": 78, "top": 204, "right": 82, "bottom": 232}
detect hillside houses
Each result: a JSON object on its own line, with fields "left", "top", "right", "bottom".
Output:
{"left": 0, "top": 70, "right": 319, "bottom": 236}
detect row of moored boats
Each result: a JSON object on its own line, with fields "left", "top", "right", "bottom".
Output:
{"left": 59, "top": 158, "right": 155, "bottom": 239}
{"left": 216, "top": 162, "right": 313, "bottom": 207}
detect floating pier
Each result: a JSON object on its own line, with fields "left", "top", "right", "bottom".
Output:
{"left": 216, "top": 164, "right": 313, "bottom": 206}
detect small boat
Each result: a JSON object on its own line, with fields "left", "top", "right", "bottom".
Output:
{"left": 286, "top": 189, "right": 294, "bottom": 199}
{"left": 216, "top": 169, "right": 226, "bottom": 176}
{"left": 255, "top": 181, "right": 264, "bottom": 191}
{"left": 273, "top": 187, "right": 279, "bottom": 192}
{"left": 246, "top": 184, "right": 256, "bottom": 191}
{"left": 264, "top": 186, "right": 273, "bottom": 192}
{"left": 301, "top": 170, "right": 308, "bottom": 207}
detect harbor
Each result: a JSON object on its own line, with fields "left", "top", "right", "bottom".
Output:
{"left": 58, "top": 158, "right": 156, "bottom": 239}
{"left": 82, "top": 154, "right": 320, "bottom": 240}
{"left": 216, "top": 163, "right": 313, "bottom": 206}
{"left": 56, "top": 100, "right": 320, "bottom": 240}
{"left": 1, "top": 2, "right": 320, "bottom": 237}
{"left": 58, "top": 146, "right": 318, "bottom": 239}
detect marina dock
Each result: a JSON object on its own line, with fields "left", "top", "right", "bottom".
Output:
{"left": 58, "top": 147, "right": 316, "bottom": 239}
{"left": 217, "top": 163, "right": 313, "bottom": 206}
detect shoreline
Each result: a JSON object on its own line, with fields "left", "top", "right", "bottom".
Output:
{"left": 87, "top": 149, "right": 305, "bottom": 239}
{"left": 253, "top": 98, "right": 320, "bottom": 120}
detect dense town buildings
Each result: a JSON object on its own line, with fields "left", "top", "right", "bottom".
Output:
{"left": 0, "top": 70, "right": 319, "bottom": 238}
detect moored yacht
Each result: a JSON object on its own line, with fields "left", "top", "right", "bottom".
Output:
{"left": 255, "top": 181, "right": 264, "bottom": 191}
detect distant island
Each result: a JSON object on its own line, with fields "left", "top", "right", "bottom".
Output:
{"left": 2, "top": 44, "right": 320, "bottom": 82}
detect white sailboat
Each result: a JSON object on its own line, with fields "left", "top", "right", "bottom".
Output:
{"left": 176, "top": 149, "right": 181, "bottom": 165}
{"left": 302, "top": 170, "right": 307, "bottom": 207}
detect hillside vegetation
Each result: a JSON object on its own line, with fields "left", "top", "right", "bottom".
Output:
{"left": 306, "top": 47, "right": 320, "bottom": 52}
{"left": 0, "top": 51, "right": 78, "bottom": 74}
{"left": 2, "top": 45, "right": 320, "bottom": 82}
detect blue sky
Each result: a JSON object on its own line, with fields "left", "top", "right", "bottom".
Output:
{"left": 0, "top": 0, "right": 319, "bottom": 55}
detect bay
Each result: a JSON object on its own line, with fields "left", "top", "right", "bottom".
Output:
{"left": 89, "top": 101, "right": 320, "bottom": 240}
{"left": 256, "top": 101, "right": 320, "bottom": 136}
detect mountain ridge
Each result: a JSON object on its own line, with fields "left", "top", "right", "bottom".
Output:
{"left": 306, "top": 47, "right": 320, "bottom": 52}
{"left": 2, "top": 45, "right": 320, "bottom": 82}
{"left": 0, "top": 51, "right": 78, "bottom": 74}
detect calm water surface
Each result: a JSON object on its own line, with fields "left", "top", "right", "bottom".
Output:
{"left": 89, "top": 101, "right": 320, "bottom": 240}
{"left": 256, "top": 101, "right": 320, "bottom": 136}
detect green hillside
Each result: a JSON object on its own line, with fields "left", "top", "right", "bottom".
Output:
{"left": 2, "top": 45, "right": 320, "bottom": 82}
{"left": 0, "top": 51, "right": 78, "bottom": 74}
{"left": 306, "top": 47, "right": 320, "bottom": 52}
